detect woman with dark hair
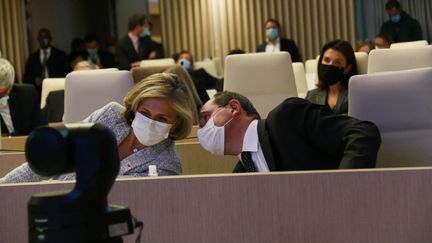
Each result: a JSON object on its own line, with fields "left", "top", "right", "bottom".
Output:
{"left": 305, "top": 40, "right": 358, "bottom": 114}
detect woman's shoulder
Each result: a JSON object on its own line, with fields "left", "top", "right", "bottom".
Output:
{"left": 83, "top": 102, "right": 125, "bottom": 123}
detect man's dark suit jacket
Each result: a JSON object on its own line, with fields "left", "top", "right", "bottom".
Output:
{"left": 234, "top": 98, "right": 381, "bottom": 172}
{"left": 23, "top": 47, "right": 71, "bottom": 92}
{"left": 256, "top": 37, "right": 302, "bottom": 62}
{"left": 0, "top": 84, "right": 47, "bottom": 136}
{"left": 41, "top": 89, "right": 64, "bottom": 123}
{"left": 115, "top": 35, "right": 165, "bottom": 70}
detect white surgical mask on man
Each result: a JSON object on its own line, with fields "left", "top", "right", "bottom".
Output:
{"left": 131, "top": 112, "right": 172, "bottom": 146}
{"left": 197, "top": 108, "right": 233, "bottom": 155}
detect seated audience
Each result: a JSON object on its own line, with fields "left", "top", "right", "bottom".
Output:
{"left": 197, "top": 91, "right": 381, "bottom": 172}
{"left": 374, "top": 32, "right": 393, "bottom": 49}
{"left": 0, "top": 73, "right": 194, "bottom": 183}
{"left": 356, "top": 40, "right": 374, "bottom": 54}
{"left": 256, "top": 18, "right": 301, "bottom": 62}
{"left": 175, "top": 50, "right": 222, "bottom": 103}
{"left": 23, "top": 28, "right": 71, "bottom": 95}
{"left": 68, "top": 37, "right": 86, "bottom": 67}
{"left": 78, "top": 33, "right": 116, "bottom": 69}
{"left": 305, "top": 40, "right": 358, "bottom": 114}
{"left": 0, "top": 58, "right": 47, "bottom": 136}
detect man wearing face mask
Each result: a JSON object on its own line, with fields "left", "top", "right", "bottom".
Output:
{"left": 198, "top": 91, "right": 381, "bottom": 173}
{"left": 306, "top": 40, "right": 357, "bottom": 115}
{"left": 0, "top": 58, "right": 47, "bottom": 136}
{"left": 116, "top": 13, "right": 165, "bottom": 70}
{"left": 78, "top": 33, "right": 116, "bottom": 69}
{"left": 379, "top": 0, "right": 422, "bottom": 43}
{"left": 175, "top": 50, "right": 222, "bottom": 103}
{"left": 256, "top": 18, "right": 301, "bottom": 62}
{"left": 23, "top": 28, "right": 71, "bottom": 95}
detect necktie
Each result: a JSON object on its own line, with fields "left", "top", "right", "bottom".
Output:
{"left": 41, "top": 50, "right": 48, "bottom": 78}
{"left": 241, "top": 151, "right": 256, "bottom": 172}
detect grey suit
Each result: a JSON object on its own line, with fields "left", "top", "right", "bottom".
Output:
{"left": 0, "top": 102, "right": 182, "bottom": 183}
{"left": 305, "top": 87, "right": 348, "bottom": 114}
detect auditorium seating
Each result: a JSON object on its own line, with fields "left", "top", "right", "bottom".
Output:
{"left": 63, "top": 70, "right": 133, "bottom": 122}
{"left": 354, "top": 52, "right": 368, "bottom": 75}
{"left": 40, "top": 78, "right": 65, "bottom": 108}
{"left": 224, "top": 52, "right": 297, "bottom": 118}
{"left": 194, "top": 59, "right": 222, "bottom": 79}
{"left": 349, "top": 67, "right": 432, "bottom": 167}
{"left": 390, "top": 40, "right": 429, "bottom": 49}
{"left": 292, "top": 62, "right": 308, "bottom": 98}
{"left": 367, "top": 45, "right": 432, "bottom": 74}
{"left": 140, "top": 58, "right": 175, "bottom": 67}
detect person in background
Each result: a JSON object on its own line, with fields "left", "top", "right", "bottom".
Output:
{"left": 256, "top": 18, "right": 301, "bottom": 62}
{"left": 0, "top": 73, "right": 194, "bottom": 183}
{"left": 197, "top": 91, "right": 380, "bottom": 172}
{"left": 305, "top": 40, "right": 357, "bottom": 115}
{"left": 68, "top": 38, "right": 86, "bottom": 66}
{"left": 116, "top": 13, "right": 164, "bottom": 70}
{"left": 355, "top": 40, "right": 374, "bottom": 54}
{"left": 23, "top": 28, "right": 71, "bottom": 95}
{"left": 139, "top": 19, "right": 165, "bottom": 60}
{"left": 80, "top": 33, "right": 116, "bottom": 69}
{"left": 175, "top": 50, "right": 222, "bottom": 103}
{"left": 380, "top": 0, "right": 422, "bottom": 43}
{"left": 0, "top": 58, "right": 47, "bottom": 136}
{"left": 374, "top": 33, "right": 393, "bottom": 49}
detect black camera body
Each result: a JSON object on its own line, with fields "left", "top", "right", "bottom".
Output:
{"left": 26, "top": 123, "right": 134, "bottom": 243}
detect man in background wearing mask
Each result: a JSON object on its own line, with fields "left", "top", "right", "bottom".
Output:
{"left": 379, "top": 0, "right": 422, "bottom": 43}
{"left": 197, "top": 91, "right": 381, "bottom": 172}
{"left": 116, "top": 13, "right": 164, "bottom": 70}
{"left": 79, "top": 33, "right": 116, "bottom": 69}
{"left": 175, "top": 50, "right": 222, "bottom": 103}
{"left": 23, "top": 28, "right": 71, "bottom": 95}
{"left": 256, "top": 18, "right": 301, "bottom": 62}
{"left": 0, "top": 58, "right": 46, "bottom": 136}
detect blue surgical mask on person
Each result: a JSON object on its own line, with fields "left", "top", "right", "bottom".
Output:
{"left": 140, "top": 27, "right": 151, "bottom": 37}
{"left": 0, "top": 94, "right": 9, "bottom": 107}
{"left": 390, "top": 14, "right": 401, "bottom": 23}
{"left": 178, "top": 58, "right": 191, "bottom": 71}
{"left": 266, "top": 28, "right": 279, "bottom": 40}
{"left": 87, "top": 48, "right": 98, "bottom": 56}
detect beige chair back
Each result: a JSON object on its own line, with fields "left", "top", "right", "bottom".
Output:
{"left": 354, "top": 52, "right": 368, "bottom": 74}
{"left": 390, "top": 40, "right": 428, "bottom": 49}
{"left": 194, "top": 59, "right": 221, "bottom": 78}
{"left": 349, "top": 67, "right": 432, "bottom": 167}
{"left": 64, "top": 70, "right": 133, "bottom": 122}
{"left": 40, "top": 78, "right": 65, "bottom": 109}
{"left": 224, "top": 52, "right": 297, "bottom": 118}
{"left": 368, "top": 45, "right": 432, "bottom": 74}
{"left": 292, "top": 62, "right": 308, "bottom": 98}
{"left": 140, "top": 58, "right": 175, "bottom": 67}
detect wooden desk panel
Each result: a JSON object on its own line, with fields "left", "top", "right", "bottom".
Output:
{"left": 1, "top": 168, "right": 432, "bottom": 243}
{"left": 1, "top": 136, "right": 27, "bottom": 151}
{"left": 0, "top": 152, "right": 26, "bottom": 177}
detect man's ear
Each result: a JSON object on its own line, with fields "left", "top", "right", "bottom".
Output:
{"left": 227, "top": 99, "right": 241, "bottom": 117}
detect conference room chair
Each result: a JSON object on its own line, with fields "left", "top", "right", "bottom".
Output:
{"left": 194, "top": 59, "right": 221, "bottom": 79}
{"left": 354, "top": 52, "right": 368, "bottom": 75}
{"left": 140, "top": 58, "right": 175, "bottom": 67}
{"left": 131, "top": 64, "right": 201, "bottom": 124}
{"left": 390, "top": 40, "right": 429, "bottom": 49}
{"left": 292, "top": 62, "right": 308, "bottom": 98}
{"left": 224, "top": 52, "right": 297, "bottom": 118}
{"left": 367, "top": 45, "right": 432, "bottom": 74}
{"left": 40, "top": 78, "right": 65, "bottom": 109}
{"left": 348, "top": 67, "right": 432, "bottom": 168}
{"left": 63, "top": 70, "right": 133, "bottom": 122}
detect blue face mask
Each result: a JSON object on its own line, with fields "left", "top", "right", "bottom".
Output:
{"left": 178, "top": 58, "right": 191, "bottom": 71}
{"left": 266, "top": 28, "right": 279, "bottom": 40}
{"left": 140, "top": 27, "right": 151, "bottom": 37}
{"left": 87, "top": 48, "right": 98, "bottom": 56}
{"left": 390, "top": 14, "right": 401, "bottom": 23}
{"left": 0, "top": 94, "right": 9, "bottom": 107}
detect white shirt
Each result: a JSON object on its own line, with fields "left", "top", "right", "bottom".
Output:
{"left": 0, "top": 103, "right": 15, "bottom": 134}
{"left": 39, "top": 47, "right": 51, "bottom": 78}
{"left": 238, "top": 120, "right": 270, "bottom": 172}
{"left": 265, "top": 37, "right": 281, "bottom": 52}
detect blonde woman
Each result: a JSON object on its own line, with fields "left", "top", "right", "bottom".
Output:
{"left": 1, "top": 73, "right": 194, "bottom": 183}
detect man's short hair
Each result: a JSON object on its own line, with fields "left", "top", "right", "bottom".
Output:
{"left": 128, "top": 13, "right": 148, "bottom": 31}
{"left": 264, "top": 18, "right": 281, "bottom": 29}
{"left": 385, "top": 0, "right": 401, "bottom": 10}
{"left": 0, "top": 58, "right": 15, "bottom": 87}
{"left": 213, "top": 91, "right": 260, "bottom": 120}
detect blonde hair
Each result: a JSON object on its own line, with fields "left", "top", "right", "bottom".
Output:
{"left": 123, "top": 73, "right": 194, "bottom": 140}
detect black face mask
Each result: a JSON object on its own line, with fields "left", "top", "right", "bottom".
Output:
{"left": 318, "top": 63, "right": 346, "bottom": 86}
{"left": 38, "top": 37, "right": 51, "bottom": 50}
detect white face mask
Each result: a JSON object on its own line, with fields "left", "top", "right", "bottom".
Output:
{"left": 197, "top": 109, "right": 233, "bottom": 155}
{"left": 131, "top": 112, "right": 172, "bottom": 146}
